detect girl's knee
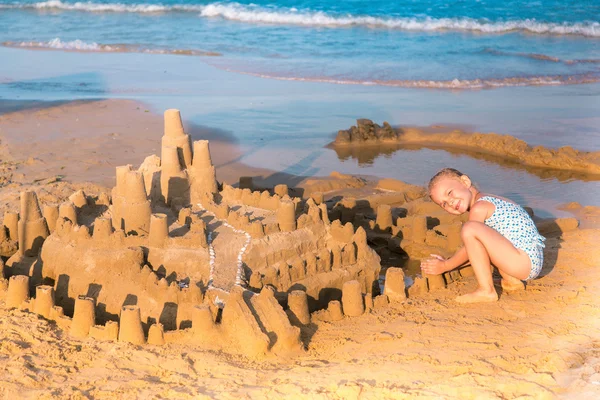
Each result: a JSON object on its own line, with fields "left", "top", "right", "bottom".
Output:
{"left": 461, "top": 221, "right": 482, "bottom": 240}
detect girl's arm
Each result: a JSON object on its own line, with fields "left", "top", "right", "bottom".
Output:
{"left": 421, "top": 199, "right": 493, "bottom": 275}
{"left": 421, "top": 246, "right": 468, "bottom": 275}
{"left": 440, "top": 246, "right": 469, "bottom": 271}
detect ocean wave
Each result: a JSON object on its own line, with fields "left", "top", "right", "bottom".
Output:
{"left": 221, "top": 68, "right": 600, "bottom": 90}
{"left": 2, "top": 0, "right": 203, "bottom": 13}
{"left": 482, "top": 48, "right": 600, "bottom": 65}
{"left": 1, "top": 38, "right": 221, "bottom": 56}
{"left": 2, "top": 1, "right": 599, "bottom": 37}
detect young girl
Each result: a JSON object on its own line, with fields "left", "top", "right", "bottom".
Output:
{"left": 421, "top": 168, "right": 545, "bottom": 303}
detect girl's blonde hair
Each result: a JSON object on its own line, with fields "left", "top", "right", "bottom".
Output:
{"left": 427, "top": 168, "right": 464, "bottom": 195}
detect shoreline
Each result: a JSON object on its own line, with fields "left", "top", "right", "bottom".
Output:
{"left": 1, "top": 97, "right": 599, "bottom": 214}
{"left": 2, "top": 98, "right": 599, "bottom": 217}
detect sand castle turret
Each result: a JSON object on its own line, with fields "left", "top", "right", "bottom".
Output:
{"left": 342, "top": 280, "right": 364, "bottom": 317}
{"left": 412, "top": 216, "right": 427, "bottom": 243}
{"left": 70, "top": 296, "right": 96, "bottom": 338}
{"left": 58, "top": 201, "right": 78, "bottom": 225}
{"left": 3, "top": 211, "right": 19, "bottom": 241}
{"left": 163, "top": 109, "right": 193, "bottom": 168}
{"left": 42, "top": 204, "right": 59, "bottom": 233}
{"left": 160, "top": 146, "right": 190, "bottom": 206}
{"left": 109, "top": 168, "right": 152, "bottom": 235}
{"left": 384, "top": 267, "right": 406, "bottom": 302}
{"left": 147, "top": 323, "right": 165, "bottom": 345}
{"left": 376, "top": 204, "right": 393, "bottom": 232}
{"left": 118, "top": 305, "right": 145, "bottom": 345}
{"left": 18, "top": 191, "right": 49, "bottom": 257}
{"left": 277, "top": 200, "right": 296, "bottom": 232}
{"left": 69, "top": 190, "right": 88, "bottom": 209}
{"left": 111, "top": 164, "right": 132, "bottom": 230}
{"left": 328, "top": 300, "right": 344, "bottom": 321}
{"left": 119, "top": 171, "right": 152, "bottom": 234}
{"left": 92, "top": 217, "right": 112, "bottom": 241}
{"left": 189, "top": 140, "right": 218, "bottom": 203}
{"left": 149, "top": 213, "right": 168, "bottom": 247}
{"left": 33, "top": 285, "right": 55, "bottom": 318}
{"left": 287, "top": 290, "right": 310, "bottom": 326}
{"left": 6, "top": 275, "right": 29, "bottom": 308}
{"left": 274, "top": 184, "right": 288, "bottom": 197}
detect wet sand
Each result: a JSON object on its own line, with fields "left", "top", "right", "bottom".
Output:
{"left": 1, "top": 99, "right": 600, "bottom": 398}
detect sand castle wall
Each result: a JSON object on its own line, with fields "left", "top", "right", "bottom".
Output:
{"left": 40, "top": 221, "right": 207, "bottom": 330}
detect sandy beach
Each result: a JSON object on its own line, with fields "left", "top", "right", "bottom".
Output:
{"left": 1, "top": 97, "right": 599, "bottom": 399}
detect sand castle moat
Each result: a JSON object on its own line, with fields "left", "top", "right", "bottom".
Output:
{"left": 0, "top": 110, "right": 583, "bottom": 358}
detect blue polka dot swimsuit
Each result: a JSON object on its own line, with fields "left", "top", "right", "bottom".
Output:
{"left": 477, "top": 196, "right": 546, "bottom": 280}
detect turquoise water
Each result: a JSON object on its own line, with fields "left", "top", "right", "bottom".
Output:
{"left": 0, "top": 0, "right": 599, "bottom": 87}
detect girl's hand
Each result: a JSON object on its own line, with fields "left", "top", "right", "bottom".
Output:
{"left": 420, "top": 254, "right": 447, "bottom": 275}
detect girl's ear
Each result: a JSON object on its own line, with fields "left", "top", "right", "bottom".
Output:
{"left": 460, "top": 175, "right": 472, "bottom": 188}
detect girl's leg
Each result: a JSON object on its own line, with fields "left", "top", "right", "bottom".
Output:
{"left": 457, "top": 221, "right": 531, "bottom": 303}
{"left": 498, "top": 270, "right": 525, "bottom": 292}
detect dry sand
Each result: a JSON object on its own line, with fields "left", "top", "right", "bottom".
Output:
{"left": 1, "top": 100, "right": 600, "bottom": 399}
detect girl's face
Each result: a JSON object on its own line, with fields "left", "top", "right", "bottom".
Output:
{"left": 429, "top": 175, "right": 474, "bottom": 215}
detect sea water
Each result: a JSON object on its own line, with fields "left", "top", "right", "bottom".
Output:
{"left": 0, "top": 1, "right": 599, "bottom": 216}
{"left": 1, "top": 0, "right": 599, "bottom": 88}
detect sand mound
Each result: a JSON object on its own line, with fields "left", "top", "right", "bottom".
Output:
{"left": 333, "top": 119, "right": 600, "bottom": 176}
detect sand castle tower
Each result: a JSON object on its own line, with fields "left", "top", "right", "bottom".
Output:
{"left": 111, "top": 168, "right": 152, "bottom": 234}
{"left": 160, "top": 110, "right": 192, "bottom": 206}
{"left": 111, "top": 165, "right": 131, "bottom": 230}
{"left": 163, "top": 109, "right": 193, "bottom": 168}
{"left": 122, "top": 171, "right": 152, "bottom": 234}
{"left": 18, "top": 191, "right": 49, "bottom": 257}
{"left": 189, "top": 140, "right": 218, "bottom": 204}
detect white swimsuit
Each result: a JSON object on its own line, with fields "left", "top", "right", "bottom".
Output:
{"left": 478, "top": 196, "right": 546, "bottom": 280}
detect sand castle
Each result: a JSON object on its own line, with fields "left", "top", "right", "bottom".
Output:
{"left": 0, "top": 109, "right": 387, "bottom": 357}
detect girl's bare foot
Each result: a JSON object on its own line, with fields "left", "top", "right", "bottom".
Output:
{"left": 455, "top": 288, "right": 498, "bottom": 303}
{"left": 501, "top": 276, "right": 525, "bottom": 292}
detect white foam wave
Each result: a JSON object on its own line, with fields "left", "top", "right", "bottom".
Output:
{"left": 5, "top": 0, "right": 202, "bottom": 13}
{"left": 200, "top": 4, "right": 600, "bottom": 37}
{"left": 8, "top": 38, "right": 106, "bottom": 50}
{"left": 221, "top": 68, "right": 600, "bottom": 90}
{"left": 2, "top": 1, "right": 599, "bottom": 37}
{"left": 1, "top": 38, "right": 221, "bottom": 56}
